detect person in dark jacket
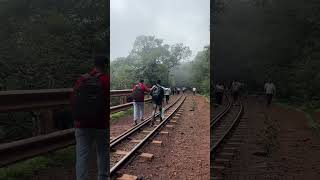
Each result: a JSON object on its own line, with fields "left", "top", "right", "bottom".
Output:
{"left": 215, "top": 83, "right": 224, "bottom": 105}
{"left": 150, "top": 80, "right": 165, "bottom": 126}
{"left": 71, "top": 55, "right": 109, "bottom": 180}
{"left": 132, "top": 80, "right": 150, "bottom": 125}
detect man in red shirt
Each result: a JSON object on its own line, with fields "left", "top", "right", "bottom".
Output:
{"left": 131, "top": 79, "right": 150, "bottom": 125}
{"left": 71, "top": 55, "right": 109, "bottom": 180}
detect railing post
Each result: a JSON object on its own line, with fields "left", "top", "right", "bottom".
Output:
{"left": 119, "top": 96, "right": 128, "bottom": 104}
{"left": 124, "top": 96, "right": 127, "bottom": 103}
{"left": 36, "top": 109, "right": 54, "bottom": 135}
{"left": 119, "top": 96, "right": 124, "bottom": 105}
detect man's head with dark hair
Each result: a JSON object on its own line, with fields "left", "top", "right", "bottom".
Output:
{"left": 140, "top": 79, "right": 144, "bottom": 83}
{"left": 156, "top": 80, "right": 161, "bottom": 85}
{"left": 94, "top": 55, "right": 108, "bottom": 71}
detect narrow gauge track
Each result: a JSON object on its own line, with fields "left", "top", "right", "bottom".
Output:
{"left": 211, "top": 96, "right": 244, "bottom": 179}
{"left": 110, "top": 95, "right": 183, "bottom": 148}
{"left": 211, "top": 95, "right": 231, "bottom": 127}
{"left": 110, "top": 95, "right": 186, "bottom": 178}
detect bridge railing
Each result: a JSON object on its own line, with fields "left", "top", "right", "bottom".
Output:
{"left": 0, "top": 88, "right": 151, "bottom": 135}
{"left": 0, "top": 88, "right": 151, "bottom": 112}
{"left": 0, "top": 89, "right": 139, "bottom": 111}
{"left": 0, "top": 88, "right": 153, "bottom": 166}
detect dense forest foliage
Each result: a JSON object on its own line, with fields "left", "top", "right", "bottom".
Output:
{"left": 110, "top": 35, "right": 209, "bottom": 95}
{"left": 0, "top": 0, "right": 106, "bottom": 142}
{"left": 213, "top": 0, "right": 320, "bottom": 107}
{"left": 0, "top": 0, "right": 107, "bottom": 90}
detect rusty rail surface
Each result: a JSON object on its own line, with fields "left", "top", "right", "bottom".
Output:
{"left": 211, "top": 99, "right": 244, "bottom": 154}
{"left": 0, "top": 88, "right": 152, "bottom": 167}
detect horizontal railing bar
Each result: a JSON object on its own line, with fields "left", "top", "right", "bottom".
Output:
{"left": 0, "top": 88, "right": 152, "bottom": 112}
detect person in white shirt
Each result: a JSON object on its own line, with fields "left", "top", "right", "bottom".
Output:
{"left": 264, "top": 80, "right": 276, "bottom": 106}
{"left": 164, "top": 87, "right": 171, "bottom": 104}
{"left": 182, "top": 87, "right": 186, "bottom": 94}
{"left": 231, "top": 80, "right": 241, "bottom": 104}
{"left": 192, "top": 87, "right": 196, "bottom": 95}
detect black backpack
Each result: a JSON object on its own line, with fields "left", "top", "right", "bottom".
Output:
{"left": 73, "top": 73, "right": 106, "bottom": 122}
{"left": 151, "top": 85, "right": 163, "bottom": 98}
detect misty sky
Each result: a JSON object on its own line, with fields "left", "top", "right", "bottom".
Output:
{"left": 110, "top": 0, "right": 210, "bottom": 60}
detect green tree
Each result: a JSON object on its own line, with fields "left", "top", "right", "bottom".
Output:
{"left": 111, "top": 35, "right": 191, "bottom": 89}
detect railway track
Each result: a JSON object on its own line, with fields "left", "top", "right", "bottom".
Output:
{"left": 110, "top": 95, "right": 183, "bottom": 148}
{"left": 211, "top": 96, "right": 244, "bottom": 180}
{"left": 110, "top": 95, "right": 186, "bottom": 178}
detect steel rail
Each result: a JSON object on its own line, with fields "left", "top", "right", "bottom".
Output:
{"left": 110, "top": 95, "right": 183, "bottom": 147}
{"left": 211, "top": 95, "right": 231, "bottom": 127}
{"left": 110, "top": 96, "right": 187, "bottom": 176}
{"left": 210, "top": 101, "right": 243, "bottom": 154}
{"left": 110, "top": 98, "right": 152, "bottom": 113}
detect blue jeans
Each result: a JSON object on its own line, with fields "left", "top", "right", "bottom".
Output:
{"left": 75, "top": 128, "right": 109, "bottom": 180}
{"left": 133, "top": 102, "right": 144, "bottom": 121}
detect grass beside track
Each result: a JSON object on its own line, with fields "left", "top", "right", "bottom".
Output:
{"left": 111, "top": 108, "right": 133, "bottom": 123}
{"left": 0, "top": 146, "right": 75, "bottom": 180}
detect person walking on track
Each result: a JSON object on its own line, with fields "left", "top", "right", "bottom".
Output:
{"left": 131, "top": 80, "right": 150, "bottom": 125}
{"left": 164, "top": 87, "right": 171, "bottom": 104}
{"left": 264, "top": 79, "right": 276, "bottom": 106}
{"left": 150, "top": 80, "right": 165, "bottom": 126}
{"left": 192, "top": 87, "right": 197, "bottom": 95}
{"left": 182, "top": 87, "right": 185, "bottom": 94}
{"left": 215, "top": 83, "right": 225, "bottom": 105}
{"left": 231, "top": 80, "right": 241, "bottom": 104}
{"left": 71, "top": 55, "right": 109, "bottom": 180}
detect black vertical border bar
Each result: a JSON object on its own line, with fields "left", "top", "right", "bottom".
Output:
{"left": 106, "top": 0, "right": 110, "bottom": 58}
{"left": 210, "top": 0, "right": 215, "bottom": 177}
{"left": 210, "top": 1, "right": 214, "bottom": 113}
{"left": 105, "top": 0, "right": 111, "bottom": 178}
{"left": 210, "top": 0, "right": 215, "bottom": 108}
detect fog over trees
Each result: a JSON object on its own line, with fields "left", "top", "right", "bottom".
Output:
{"left": 212, "top": 0, "right": 320, "bottom": 106}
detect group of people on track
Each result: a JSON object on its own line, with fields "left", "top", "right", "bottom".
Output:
{"left": 214, "top": 79, "right": 276, "bottom": 107}
{"left": 130, "top": 79, "right": 197, "bottom": 126}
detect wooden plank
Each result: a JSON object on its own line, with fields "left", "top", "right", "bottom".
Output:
{"left": 152, "top": 140, "right": 162, "bottom": 144}
{"left": 117, "top": 174, "right": 138, "bottom": 180}
{"left": 139, "top": 153, "right": 154, "bottom": 159}
{"left": 116, "top": 150, "right": 129, "bottom": 155}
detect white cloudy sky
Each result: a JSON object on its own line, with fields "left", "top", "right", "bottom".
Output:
{"left": 110, "top": 0, "right": 210, "bottom": 60}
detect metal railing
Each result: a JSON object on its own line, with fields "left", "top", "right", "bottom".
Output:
{"left": 0, "top": 88, "right": 151, "bottom": 167}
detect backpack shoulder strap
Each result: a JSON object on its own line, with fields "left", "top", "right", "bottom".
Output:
{"left": 134, "top": 84, "right": 140, "bottom": 91}
{"left": 81, "top": 73, "right": 90, "bottom": 79}
{"left": 93, "top": 72, "right": 103, "bottom": 78}
{"left": 78, "top": 73, "right": 91, "bottom": 84}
